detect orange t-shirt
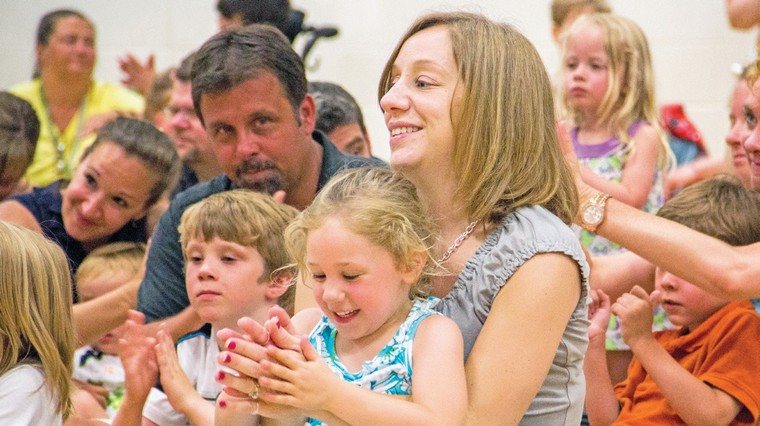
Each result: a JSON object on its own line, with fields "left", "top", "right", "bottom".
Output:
{"left": 613, "top": 301, "right": 760, "bottom": 425}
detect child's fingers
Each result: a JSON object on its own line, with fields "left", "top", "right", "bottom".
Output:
{"left": 237, "top": 317, "right": 270, "bottom": 345}
{"left": 260, "top": 358, "right": 298, "bottom": 382}
{"left": 265, "top": 346, "right": 305, "bottom": 370}
{"left": 597, "top": 289, "right": 611, "bottom": 307}
{"left": 268, "top": 305, "right": 296, "bottom": 333}
{"left": 267, "top": 318, "right": 302, "bottom": 351}
{"left": 629, "top": 285, "right": 650, "bottom": 301}
{"left": 649, "top": 289, "right": 662, "bottom": 306}
{"left": 258, "top": 375, "right": 297, "bottom": 398}
{"left": 300, "top": 336, "right": 320, "bottom": 362}
{"left": 259, "top": 388, "right": 300, "bottom": 410}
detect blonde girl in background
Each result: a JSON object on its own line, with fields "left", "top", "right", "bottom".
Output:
{"left": 216, "top": 167, "right": 466, "bottom": 425}
{"left": 0, "top": 221, "right": 75, "bottom": 424}
{"left": 562, "top": 13, "right": 672, "bottom": 255}
{"left": 561, "top": 13, "right": 674, "bottom": 384}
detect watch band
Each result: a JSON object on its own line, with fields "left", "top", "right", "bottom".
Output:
{"left": 581, "top": 192, "right": 611, "bottom": 233}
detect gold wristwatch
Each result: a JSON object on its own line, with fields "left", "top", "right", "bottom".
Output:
{"left": 580, "top": 192, "right": 611, "bottom": 232}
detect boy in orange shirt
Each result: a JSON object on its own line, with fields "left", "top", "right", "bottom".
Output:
{"left": 584, "top": 176, "right": 760, "bottom": 425}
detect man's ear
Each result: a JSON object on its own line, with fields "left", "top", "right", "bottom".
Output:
{"left": 267, "top": 270, "right": 294, "bottom": 300}
{"left": 298, "top": 93, "right": 317, "bottom": 134}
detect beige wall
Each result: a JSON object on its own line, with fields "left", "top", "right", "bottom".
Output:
{"left": 2, "top": 1, "right": 756, "bottom": 160}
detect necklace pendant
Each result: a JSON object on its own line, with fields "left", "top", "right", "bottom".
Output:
{"left": 56, "top": 159, "right": 66, "bottom": 173}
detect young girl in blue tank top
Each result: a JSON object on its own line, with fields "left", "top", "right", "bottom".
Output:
{"left": 250, "top": 168, "right": 466, "bottom": 425}
{"left": 560, "top": 13, "right": 675, "bottom": 383}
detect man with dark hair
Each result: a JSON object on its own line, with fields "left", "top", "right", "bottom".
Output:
{"left": 308, "top": 81, "right": 374, "bottom": 158}
{"left": 216, "top": 0, "right": 291, "bottom": 37}
{"left": 166, "top": 52, "right": 221, "bottom": 198}
{"left": 137, "top": 24, "right": 382, "bottom": 324}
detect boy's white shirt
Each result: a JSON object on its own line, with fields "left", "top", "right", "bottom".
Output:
{"left": 142, "top": 326, "right": 222, "bottom": 426}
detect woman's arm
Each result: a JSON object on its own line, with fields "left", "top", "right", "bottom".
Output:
{"left": 464, "top": 253, "right": 581, "bottom": 424}
{"left": 595, "top": 195, "right": 760, "bottom": 299}
{"left": 578, "top": 124, "right": 661, "bottom": 209}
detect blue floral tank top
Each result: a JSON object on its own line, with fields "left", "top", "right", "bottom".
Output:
{"left": 305, "top": 297, "right": 440, "bottom": 425}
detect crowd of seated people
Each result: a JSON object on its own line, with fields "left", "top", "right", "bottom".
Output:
{"left": 1, "top": 1, "right": 759, "bottom": 424}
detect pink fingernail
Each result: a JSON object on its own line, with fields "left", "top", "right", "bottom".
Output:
{"left": 216, "top": 371, "right": 225, "bottom": 380}
{"left": 273, "top": 316, "right": 280, "bottom": 329}
{"left": 223, "top": 354, "right": 231, "bottom": 363}
{"left": 227, "top": 340, "right": 236, "bottom": 350}
{"left": 219, "top": 400, "right": 227, "bottom": 408}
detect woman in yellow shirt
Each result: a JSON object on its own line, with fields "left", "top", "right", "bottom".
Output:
{"left": 11, "top": 9, "right": 144, "bottom": 187}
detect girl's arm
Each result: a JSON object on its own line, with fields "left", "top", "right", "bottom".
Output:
{"left": 663, "top": 156, "right": 726, "bottom": 199}
{"left": 260, "top": 316, "right": 466, "bottom": 425}
{"left": 579, "top": 124, "right": 661, "bottom": 209}
{"left": 464, "top": 253, "right": 581, "bottom": 424}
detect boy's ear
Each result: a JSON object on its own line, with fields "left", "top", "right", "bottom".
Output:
{"left": 266, "top": 270, "right": 293, "bottom": 300}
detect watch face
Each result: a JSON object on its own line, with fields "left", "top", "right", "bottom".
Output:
{"left": 583, "top": 205, "right": 603, "bottom": 225}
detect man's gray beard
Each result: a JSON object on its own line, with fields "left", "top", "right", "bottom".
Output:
{"left": 234, "top": 174, "right": 285, "bottom": 196}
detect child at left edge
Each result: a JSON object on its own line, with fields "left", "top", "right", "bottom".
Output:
{"left": 111, "top": 189, "right": 299, "bottom": 426}
{"left": 215, "top": 167, "right": 467, "bottom": 425}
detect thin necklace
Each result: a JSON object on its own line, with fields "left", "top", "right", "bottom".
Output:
{"left": 437, "top": 220, "right": 478, "bottom": 264}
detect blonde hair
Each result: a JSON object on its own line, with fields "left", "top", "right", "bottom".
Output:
{"left": 747, "top": 40, "right": 760, "bottom": 86}
{"left": 285, "top": 167, "right": 439, "bottom": 299}
{"left": 561, "top": 13, "right": 672, "bottom": 170}
{"left": 378, "top": 12, "right": 578, "bottom": 224}
{"left": 0, "top": 221, "right": 74, "bottom": 418}
{"left": 179, "top": 190, "right": 298, "bottom": 311}
{"left": 76, "top": 242, "right": 146, "bottom": 300}
{"left": 551, "top": 0, "right": 611, "bottom": 27}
